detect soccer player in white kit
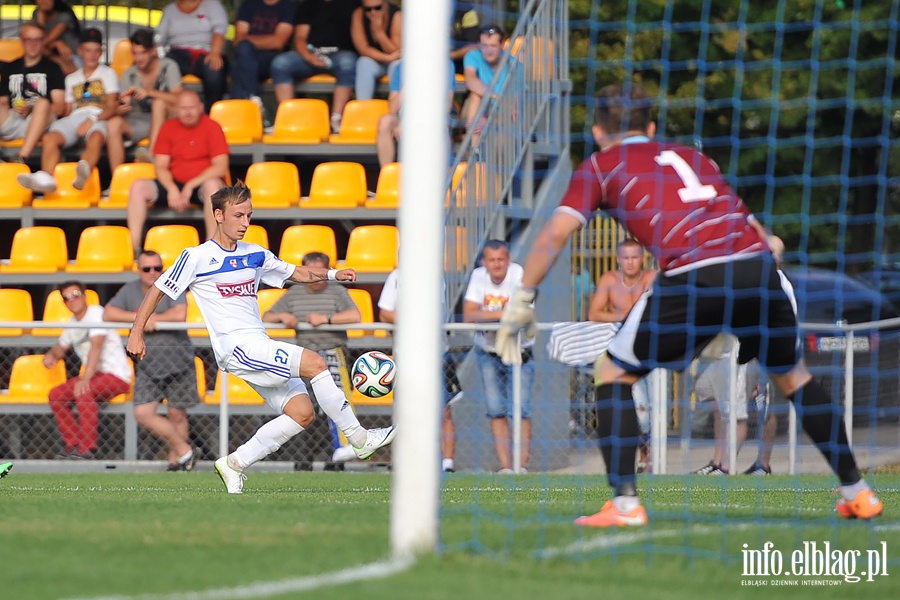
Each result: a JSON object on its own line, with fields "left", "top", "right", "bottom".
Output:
{"left": 126, "top": 183, "right": 396, "bottom": 493}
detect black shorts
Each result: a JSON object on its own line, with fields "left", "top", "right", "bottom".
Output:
{"left": 607, "top": 254, "right": 801, "bottom": 375}
{"left": 151, "top": 180, "right": 205, "bottom": 208}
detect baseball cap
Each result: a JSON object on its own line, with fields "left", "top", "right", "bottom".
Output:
{"left": 80, "top": 28, "right": 103, "bottom": 45}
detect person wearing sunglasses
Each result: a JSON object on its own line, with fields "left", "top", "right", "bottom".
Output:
{"left": 42, "top": 281, "right": 132, "bottom": 460}
{"left": 350, "top": 0, "right": 402, "bottom": 102}
{"left": 104, "top": 250, "right": 200, "bottom": 471}
{"left": 0, "top": 21, "right": 66, "bottom": 165}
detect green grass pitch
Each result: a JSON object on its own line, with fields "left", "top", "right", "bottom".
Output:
{"left": 1, "top": 471, "right": 898, "bottom": 599}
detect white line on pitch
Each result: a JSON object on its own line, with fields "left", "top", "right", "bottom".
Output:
{"left": 62, "top": 557, "right": 414, "bottom": 600}
{"left": 537, "top": 522, "right": 754, "bottom": 559}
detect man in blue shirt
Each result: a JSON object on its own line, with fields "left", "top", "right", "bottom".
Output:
{"left": 462, "top": 24, "right": 510, "bottom": 129}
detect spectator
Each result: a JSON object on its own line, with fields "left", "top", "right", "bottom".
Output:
{"left": 43, "top": 281, "right": 132, "bottom": 460}
{"left": 378, "top": 267, "right": 462, "bottom": 472}
{"left": 0, "top": 21, "right": 65, "bottom": 164}
{"left": 462, "top": 24, "right": 511, "bottom": 129}
{"left": 17, "top": 28, "right": 119, "bottom": 195}
{"left": 126, "top": 89, "right": 228, "bottom": 253}
{"left": 450, "top": 1, "right": 481, "bottom": 75}
{"left": 376, "top": 57, "right": 456, "bottom": 167}
{"left": 261, "top": 251, "right": 362, "bottom": 463}
{"left": 587, "top": 239, "right": 657, "bottom": 472}
{"left": 104, "top": 250, "right": 200, "bottom": 471}
{"left": 156, "top": 0, "right": 228, "bottom": 112}
{"left": 229, "top": 0, "right": 296, "bottom": 120}
{"left": 32, "top": 0, "right": 81, "bottom": 75}
{"left": 270, "top": 0, "right": 359, "bottom": 134}
{"left": 350, "top": 0, "right": 401, "bottom": 101}
{"left": 107, "top": 29, "right": 183, "bottom": 171}
{"left": 464, "top": 240, "right": 534, "bottom": 473}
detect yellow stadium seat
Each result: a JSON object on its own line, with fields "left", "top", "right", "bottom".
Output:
{"left": 0, "top": 289, "right": 34, "bottom": 336}
{"left": 339, "top": 225, "right": 399, "bottom": 273}
{"left": 329, "top": 99, "right": 389, "bottom": 144}
{"left": 192, "top": 356, "right": 207, "bottom": 398}
{"left": 34, "top": 289, "right": 100, "bottom": 337}
{"left": 262, "top": 99, "right": 330, "bottom": 144}
{"left": 65, "top": 226, "right": 134, "bottom": 273}
{"left": 243, "top": 224, "right": 269, "bottom": 248}
{"left": 31, "top": 162, "right": 101, "bottom": 208}
{"left": 209, "top": 99, "right": 263, "bottom": 144}
{"left": 245, "top": 161, "right": 301, "bottom": 208}
{"left": 0, "top": 39, "right": 24, "bottom": 62}
{"left": 205, "top": 371, "right": 265, "bottom": 405}
{"left": 99, "top": 162, "right": 156, "bottom": 209}
{"left": 347, "top": 288, "right": 386, "bottom": 338}
{"left": 185, "top": 291, "right": 208, "bottom": 338}
{"left": 304, "top": 161, "right": 367, "bottom": 209}
{"left": 144, "top": 224, "right": 200, "bottom": 268}
{"left": 110, "top": 39, "right": 134, "bottom": 77}
{"left": 0, "top": 163, "right": 32, "bottom": 208}
{"left": 0, "top": 355, "right": 66, "bottom": 404}
{"left": 0, "top": 226, "right": 68, "bottom": 273}
{"left": 257, "top": 288, "right": 292, "bottom": 339}
{"left": 279, "top": 225, "right": 337, "bottom": 266}
{"left": 370, "top": 162, "right": 400, "bottom": 209}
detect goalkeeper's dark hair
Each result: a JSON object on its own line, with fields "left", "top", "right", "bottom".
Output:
{"left": 210, "top": 181, "right": 252, "bottom": 214}
{"left": 594, "top": 83, "right": 653, "bottom": 135}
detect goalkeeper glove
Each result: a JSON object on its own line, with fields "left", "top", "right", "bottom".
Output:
{"left": 495, "top": 287, "right": 537, "bottom": 365}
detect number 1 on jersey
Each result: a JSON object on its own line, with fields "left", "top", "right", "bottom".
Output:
{"left": 655, "top": 150, "right": 718, "bottom": 202}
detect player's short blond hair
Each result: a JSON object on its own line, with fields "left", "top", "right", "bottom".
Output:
{"left": 210, "top": 182, "right": 251, "bottom": 214}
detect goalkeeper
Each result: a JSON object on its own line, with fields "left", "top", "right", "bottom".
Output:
{"left": 496, "top": 82, "right": 882, "bottom": 527}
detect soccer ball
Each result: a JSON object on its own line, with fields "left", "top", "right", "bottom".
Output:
{"left": 351, "top": 351, "right": 396, "bottom": 398}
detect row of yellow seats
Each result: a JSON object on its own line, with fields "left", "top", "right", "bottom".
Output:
{"left": 1, "top": 353, "right": 391, "bottom": 407}
{"left": 1, "top": 223, "right": 398, "bottom": 274}
{"left": 0, "top": 160, "right": 401, "bottom": 210}
{"left": 0, "top": 284, "right": 386, "bottom": 340}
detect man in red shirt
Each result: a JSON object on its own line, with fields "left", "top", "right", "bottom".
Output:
{"left": 496, "top": 82, "right": 882, "bottom": 527}
{"left": 126, "top": 89, "right": 229, "bottom": 253}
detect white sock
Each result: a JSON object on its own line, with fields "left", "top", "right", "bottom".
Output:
{"left": 310, "top": 371, "right": 365, "bottom": 447}
{"left": 178, "top": 448, "right": 194, "bottom": 464}
{"left": 233, "top": 414, "right": 305, "bottom": 469}
{"left": 442, "top": 458, "right": 454, "bottom": 471}
{"left": 613, "top": 495, "right": 640, "bottom": 513}
{"left": 841, "top": 479, "right": 870, "bottom": 502}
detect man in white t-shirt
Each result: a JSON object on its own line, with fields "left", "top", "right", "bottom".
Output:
{"left": 43, "top": 281, "right": 132, "bottom": 460}
{"left": 17, "top": 28, "right": 120, "bottom": 194}
{"left": 378, "top": 268, "right": 463, "bottom": 472}
{"left": 125, "top": 183, "right": 396, "bottom": 494}
{"left": 463, "top": 239, "right": 534, "bottom": 473}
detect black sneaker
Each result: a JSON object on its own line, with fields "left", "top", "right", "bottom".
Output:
{"left": 166, "top": 463, "right": 184, "bottom": 472}
{"left": 693, "top": 461, "right": 728, "bottom": 475}
{"left": 743, "top": 461, "right": 772, "bottom": 476}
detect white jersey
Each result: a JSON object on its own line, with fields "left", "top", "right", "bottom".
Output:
{"left": 59, "top": 304, "right": 132, "bottom": 384}
{"left": 155, "top": 240, "right": 294, "bottom": 366}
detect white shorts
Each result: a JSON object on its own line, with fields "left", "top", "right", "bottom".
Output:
{"left": 48, "top": 107, "right": 107, "bottom": 146}
{"left": 225, "top": 338, "right": 308, "bottom": 412}
{"left": 694, "top": 355, "right": 762, "bottom": 420}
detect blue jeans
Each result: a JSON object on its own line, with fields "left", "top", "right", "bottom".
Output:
{"left": 230, "top": 40, "right": 278, "bottom": 99}
{"left": 473, "top": 346, "right": 534, "bottom": 419}
{"left": 355, "top": 56, "right": 399, "bottom": 100}
{"left": 270, "top": 49, "right": 357, "bottom": 89}
{"left": 167, "top": 47, "right": 226, "bottom": 113}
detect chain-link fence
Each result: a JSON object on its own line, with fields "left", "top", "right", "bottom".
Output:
{"left": 1, "top": 319, "right": 898, "bottom": 473}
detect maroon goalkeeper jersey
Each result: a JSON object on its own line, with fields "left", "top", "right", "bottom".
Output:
{"left": 557, "top": 137, "right": 766, "bottom": 272}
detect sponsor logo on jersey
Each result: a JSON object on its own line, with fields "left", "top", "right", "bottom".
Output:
{"left": 215, "top": 279, "right": 257, "bottom": 297}
{"left": 209, "top": 257, "right": 219, "bottom": 265}
{"left": 163, "top": 279, "right": 179, "bottom": 292}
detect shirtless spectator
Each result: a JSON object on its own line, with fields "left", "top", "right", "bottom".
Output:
{"left": 588, "top": 239, "right": 657, "bottom": 472}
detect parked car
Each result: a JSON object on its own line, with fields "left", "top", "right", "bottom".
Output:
{"left": 855, "top": 265, "right": 900, "bottom": 308}
{"left": 783, "top": 266, "right": 900, "bottom": 423}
